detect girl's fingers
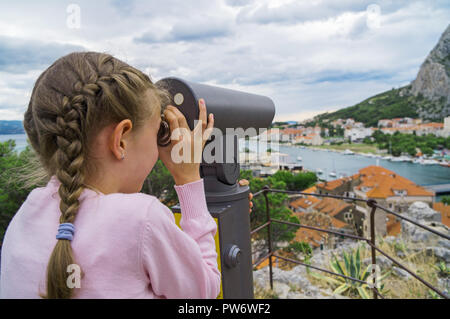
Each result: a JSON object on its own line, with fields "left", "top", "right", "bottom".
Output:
{"left": 196, "top": 98, "right": 214, "bottom": 142}
{"left": 198, "top": 99, "right": 207, "bottom": 130}
{"left": 166, "top": 105, "right": 189, "bottom": 130}
{"left": 204, "top": 113, "right": 214, "bottom": 141}
{"left": 239, "top": 179, "right": 249, "bottom": 186}
{"left": 164, "top": 109, "right": 180, "bottom": 138}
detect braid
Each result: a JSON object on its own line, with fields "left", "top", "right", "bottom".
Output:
{"left": 55, "top": 95, "right": 86, "bottom": 223}
{"left": 45, "top": 94, "right": 87, "bottom": 298}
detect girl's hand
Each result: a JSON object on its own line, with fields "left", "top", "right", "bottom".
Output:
{"left": 158, "top": 99, "right": 214, "bottom": 186}
{"left": 238, "top": 179, "right": 253, "bottom": 214}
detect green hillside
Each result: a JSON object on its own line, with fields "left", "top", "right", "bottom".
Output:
{"left": 311, "top": 85, "right": 447, "bottom": 127}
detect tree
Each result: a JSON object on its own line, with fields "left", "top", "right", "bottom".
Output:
{"left": 0, "top": 141, "right": 37, "bottom": 241}
{"left": 239, "top": 170, "right": 300, "bottom": 252}
{"left": 271, "top": 170, "right": 317, "bottom": 191}
{"left": 141, "top": 159, "right": 177, "bottom": 206}
{"left": 441, "top": 196, "right": 450, "bottom": 205}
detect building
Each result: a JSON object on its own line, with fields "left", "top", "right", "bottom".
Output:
{"left": 294, "top": 133, "right": 323, "bottom": 146}
{"left": 377, "top": 117, "right": 447, "bottom": 137}
{"left": 444, "top": 116, "right": 450, "bottom": 136}
{"left": 281, "top": 128, "right": 304, "bottom": 141}
{"left": 313, "top": 197, "right": 356, "bottom": 227}
{"left": 289, "top": 186, "right": 320, "bottom": 213}
{"left": 292, "top": 210, "right": 351, "bottom": 250}
{"left": 344, "top": 127, "right": 374, "bottom": 142}
{"left": 378, "top": 119, "right": 393, "bottom": 128}
{"left": 316, "top": 165, "right": 434, "bottom": 237}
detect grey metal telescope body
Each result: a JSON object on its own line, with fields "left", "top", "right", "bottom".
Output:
{"left": 156, "top": 77, "right": 275, "bottom": 136}
{"left": 155, "top": 77, "right": 275, "bottom": 299}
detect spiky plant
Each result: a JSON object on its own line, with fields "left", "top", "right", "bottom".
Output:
{"left": 311, "top": 246, "right": 391, "bottom": 299}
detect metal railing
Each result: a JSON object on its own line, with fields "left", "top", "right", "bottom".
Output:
{"left": 250, "top": 186, "right": 450, "bottom": 299}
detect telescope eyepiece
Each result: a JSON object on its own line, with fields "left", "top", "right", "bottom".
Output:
{"left": 157, "top": 115, "right": 171, "bottom": 147}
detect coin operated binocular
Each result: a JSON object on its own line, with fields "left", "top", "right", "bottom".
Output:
{"left": 155, "top": 77, "right": 275, "bottom": 298}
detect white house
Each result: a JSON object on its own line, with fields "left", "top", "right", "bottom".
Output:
{"left": 344, "top": 127, "right": 373, "bottom": 142}
{"left": 439, "top": 116, "right": 450, "bottom": 137}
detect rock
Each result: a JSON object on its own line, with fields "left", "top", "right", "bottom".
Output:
{"left": 410, "top": 24, "right": 450, "bottom": 118}
{"left": 438, "top": 239, "right": 450, "bottom": 250}
{"left": 392, "top": 266, "right": 412, "bottom": 279}
{"left": 437, "top": 278, "right": 449, "bottom": 297}
{"left": 396, "top": 251, "right": 406, "bottom": 259}
{"left": 405, "top": 202, "right": 441, "bottom": 223}
{"left": 426, "top": 247, "right": 450, "bottom": 263}
{"left": 253, "top": 265, "right": 311, "bottom": 292}
{"left": 253, "top": 268, "right": 275, "bottom": 289}
{"left": 384, "top": 236, "right": 397, "bottom": 245}
{"left": 273, "top": 282, "right": 290, "bottom": 299}
{"left": 303, "top": 284, "right": 320, "bottom": 297}
{"left": 310, "top": 252, "right": 327, "bottom": 266}
{"left": 401, "top": 202, "right": 449, "bottom": 243}
{"left": 362, "top": 255, "right": 393, "bottom": 270}
{"left": 286, "top": 291, "right": 305, "bottom": 299}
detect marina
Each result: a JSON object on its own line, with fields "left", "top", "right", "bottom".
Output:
{"left": 238, "top": 140, "right": 450, "bottom": 189}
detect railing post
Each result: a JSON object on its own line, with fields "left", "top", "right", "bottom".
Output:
{"left": 263, "top": 185, "right": 273, "bottom": 291}
{"left": 367, "top": 199, "right": 378, "bottom": 299}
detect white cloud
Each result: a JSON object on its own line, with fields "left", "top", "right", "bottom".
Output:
{"left": 0, "top": 0, "right": 448, "bottom": 122}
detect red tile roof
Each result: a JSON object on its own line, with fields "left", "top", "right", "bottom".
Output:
{"left": 313, "top": 197, "right": 352, "bottom": 217}
{"left": 290, "top": 196, "right": 320, "bottom": 209}
{"left": 357, "top": 166, "right": 434, "bottom": 198}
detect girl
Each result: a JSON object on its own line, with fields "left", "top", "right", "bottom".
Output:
{"left": 0, "top": 51, "right": 252, "bottom": 299}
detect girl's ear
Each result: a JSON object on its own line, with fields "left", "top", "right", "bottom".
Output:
{"left": 109, "top": 119, "right": 133, "bottom": 161}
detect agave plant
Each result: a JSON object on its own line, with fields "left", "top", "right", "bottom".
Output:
{"left": 433, "top": 261, "right": 450, "bottom": 277}
{"left": 311, "top": 246, "right": 390, "bottom": 299}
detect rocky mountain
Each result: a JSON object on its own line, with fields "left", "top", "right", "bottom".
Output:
{"left": 311, "top": 24, "right": 450, "bottom": 127}
{"left": 408, "top": 24, "right": 450, "bottom": 119}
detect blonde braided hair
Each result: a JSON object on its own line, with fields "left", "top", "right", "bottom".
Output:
{"left": 23, "top": 52, "right": 169, "bottom": 298}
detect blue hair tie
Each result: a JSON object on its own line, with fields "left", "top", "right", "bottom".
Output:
{"left": 56, "top": 223, "right": 75, "bottom": 241}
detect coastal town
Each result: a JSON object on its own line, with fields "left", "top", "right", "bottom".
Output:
{"left": 274, "top": 116, "right": 449, "bottom": 144}
{"left": 241, "top": 116, "right": 449, "bottom": 296}
{"left": 260, "top": 116, "right": 450, "bottom": 165}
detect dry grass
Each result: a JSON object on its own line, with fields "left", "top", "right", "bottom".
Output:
{"left": 307, "top": 238, "right": 444, "bottom": 299}
{"left": 253, "top": 284, "right": 279, "bottom": 299}
{"left": 374, "top": 237, "right": 442, "bottom": 299}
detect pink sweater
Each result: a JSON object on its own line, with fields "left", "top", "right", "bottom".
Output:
{"left": 0, "top": 176, "right": 220, "bottom": 299}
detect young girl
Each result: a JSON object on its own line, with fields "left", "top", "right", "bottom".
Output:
{"left": 0, "top": 51, "right": 251, "bottom": 299}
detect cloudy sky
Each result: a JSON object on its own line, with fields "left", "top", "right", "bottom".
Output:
{"left": 0, "top": 0, "right": 449, "bottom": 122}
